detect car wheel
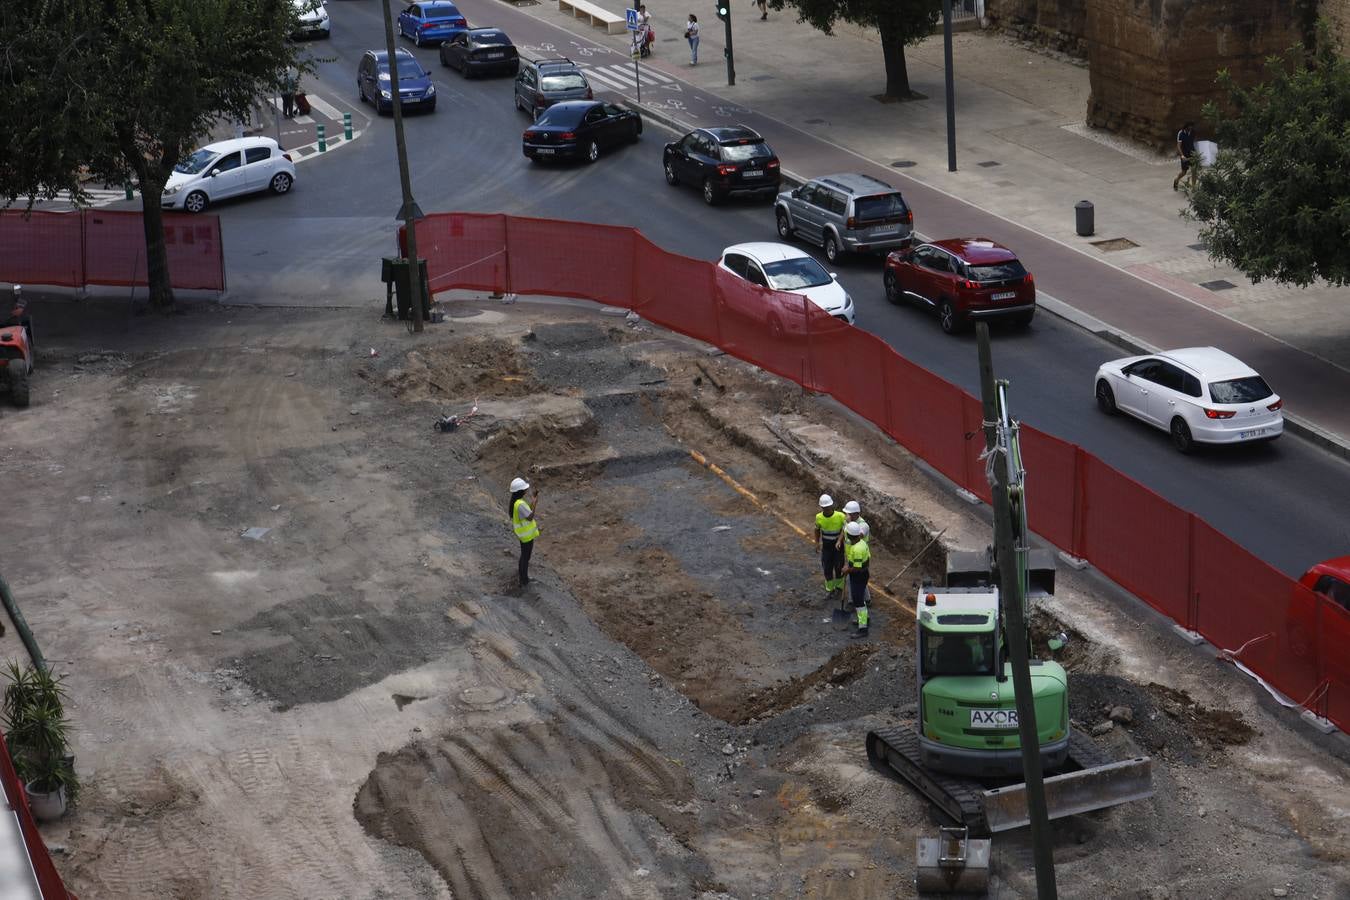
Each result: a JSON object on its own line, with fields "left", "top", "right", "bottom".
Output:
{"left": 1095, "top": 380, "right": 1116, "bottom": 415}
{"left": 664, "top": 160, "right": 679, "bottom": 185}
{"left": 938, "top": 299, "right": 962, "bottom": 334}
{"left": 776, "top": 210, "right": 793, "bottom": 239}
{"left": 824, "top": 233, "right": 841, "bottom": 263}
{"left": 269, "top": 172, "right": 293, "bottom": 195}
{"left": 184, "top": 190, "right": 209, "bottom": 214}
{"left": 1170, "top": 417, "right": 1194, "bottom": 454}
{"left": 586, "top": 140, "right": 600, "bottom": 163}
{"left": 630, "top": 121, "right": 641, "bottom": 143}
{"left": 883, "top": 269, "right": 902, "bottom": 305}
{"left": 7, "top": 358, "right": 29, "bottom": 408}
{"left": 702, "top": 178, "right": 719, "bottom": 205}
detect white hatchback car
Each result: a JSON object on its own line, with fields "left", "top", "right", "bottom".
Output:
{"left": 291, "top": 0, "right": 331, "bottom": 38}
{"left": 1094, "top": 347, "right": 1283, "bottom": 453}
{"left": 717, "top": 242, "right": 855, "bottom": 324}
{"left": 162, "top": 137, "right": 296, "bottom": 214}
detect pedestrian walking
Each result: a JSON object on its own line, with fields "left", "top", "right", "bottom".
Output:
{"left": 813, "top": 494, "right": 847, "bottom": 602}
{"left": 754, "top": 0, "right": 767, "bottom": 19}
{"left": 281, "top": 67, "right": 298, "bottom": 119}
{"left": 837, "top": 500, "right": 869, "bottom": 551}
{"left": 1172, "top": 121, "right": 1197, "bottom": 191}
{"left": 841, "top": 521, "right": 871, "bottom": 638}
{"left": 685, "top": 14, "right": 700, "bottom": 65}
{"left": 637, "top": 4, "right": 654, "bottom": 56}
{"left": 509, "top": 476, "right": 540, "bottom": 588}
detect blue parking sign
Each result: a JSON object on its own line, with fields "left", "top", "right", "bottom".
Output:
{"left": 625, "top": 7, "right": 638, "bottom": 29}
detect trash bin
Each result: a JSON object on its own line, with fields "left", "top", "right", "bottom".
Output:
{"left": 1075, "top": 200, "right": 1094, "bottom": 237}
{"left": 381, "top": 256, "right": 431, "bottom": 321}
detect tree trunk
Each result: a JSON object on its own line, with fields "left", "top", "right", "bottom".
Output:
{"left": 878, "top": 19, "right": 913, "bottom": 99}
{"left": 129, "top": 156, "right": 175, "bottom": 310}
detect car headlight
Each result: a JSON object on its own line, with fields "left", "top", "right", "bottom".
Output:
{"left": 380, "top": 89, "right": 391, "bottom": 98}
{"left": 426, "top": 84, "right": 435, "bottom": 96}
{"left": 164, "top": 184, "right": 180, "bottom": 196}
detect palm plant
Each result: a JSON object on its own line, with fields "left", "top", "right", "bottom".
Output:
{"left": 2, "top": 662, "right": 78, "bottom": 809}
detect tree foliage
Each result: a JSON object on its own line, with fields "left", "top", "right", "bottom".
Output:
{"left": 1187, "top": 25, "right": 1350, "bottom": 288}
{"left": 768, "top": 0, "right": 940, "bottom": 99}
{"left": 1, "top": 0, "right": 303, "bottom": 307}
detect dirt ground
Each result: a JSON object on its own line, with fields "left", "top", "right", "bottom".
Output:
{"left": 3, "top": 294, "right": 1349, "bottom": 899}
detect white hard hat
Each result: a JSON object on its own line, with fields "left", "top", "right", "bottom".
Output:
{"left": 843, "top": 500, "right": 861, "bottom": 515}
{"left": 510, "top": 477, "right": 530, "bottom": 492}
{"left": 845, "top": 521, "right": 863, "bottom": 537}
{"left": 819, "top": 494, "right": 834, "bottom": 508}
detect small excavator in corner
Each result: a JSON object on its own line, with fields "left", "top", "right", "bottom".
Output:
{"left": 867, "top": 325, "right": 1153, "bottom": 848}
{"left": 0, "top": 285, "right": 33, "bottom": 408}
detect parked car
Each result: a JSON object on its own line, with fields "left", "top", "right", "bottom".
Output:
{"left": 162, "top": 137, "right": 295, "bottom": 214}
{"left": 663, "top": 126, "right": 781, "bottom": 205}
{"left": 775, "top": 173, "right": 912, "bottom": 263}
{"left": 440, "top": 27, "right": 519, "bottom": 77}
{"left": 1300, "top": 557, "right": 1350, "bottom": 612}
{"left": 1094, "top": 347, "right": 1284, "bottom": 453}
{"left": 397, "top": 0, "right": 467, "bottom": 46}
{"left": 514, "top": 58, "right": 592, "bottom": 119}
{"left": 718, "top": 242, "right": 855, "bottom": 324}
{"left": 522, "top": 101, "right": 641, "bottom": 163}
{"left": 290, "top": 0, "right": 331, "bottom": 38}
{"left": 357, "top": 48, "right": 436, "bottom": 115}
{"left": 883, "top": 238, "right": 1035, "bottom": 334}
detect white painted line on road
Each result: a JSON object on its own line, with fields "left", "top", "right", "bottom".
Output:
{"left": 585, "top": 68, "right": 634, "bottom": 91}
{"left": 306, "top": 94, "right": 346, "bottom": 122}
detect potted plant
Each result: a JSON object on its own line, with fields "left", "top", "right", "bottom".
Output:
{"left": 2, "top": 662, "right": 78, "bottom": 821}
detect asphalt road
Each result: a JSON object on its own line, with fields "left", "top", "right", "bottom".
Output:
{"left": 213, "top": 3, "right": 1350, "bottom": 578}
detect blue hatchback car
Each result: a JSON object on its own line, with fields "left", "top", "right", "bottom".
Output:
{"left": 397, "top": 0, "right": 467, "bottom": 46}
{"left": 357, "top": 48, "right": 436, "bottom": 115}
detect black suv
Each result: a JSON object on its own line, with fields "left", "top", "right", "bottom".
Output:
{"left": 662, "top": 126, "right": 781, "bottom": 205}
{"left": 513, "top": 57, "right": 592, "bottom": 120}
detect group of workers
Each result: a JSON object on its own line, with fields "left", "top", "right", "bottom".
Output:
{"left": 813, "top": 494, "right": 872, "bottom": 637}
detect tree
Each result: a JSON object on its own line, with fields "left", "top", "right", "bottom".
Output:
{"left": 1186, "top": 25, "right": 1350, "bottom": 288}
{"left": 1, "top": 0, "right": 302, "bottom": 308}
{"left": 769, "top": 0, "right": 940, "bottom": 99}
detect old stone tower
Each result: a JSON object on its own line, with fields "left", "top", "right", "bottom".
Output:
{"left": 987, "top": 0, "right": 1327, "bottom": 148}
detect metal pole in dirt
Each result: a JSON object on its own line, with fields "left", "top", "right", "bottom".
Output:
{"left": 976, "top": 322, "right": 1056, "bottom": 899}
{"left": 942, "top": 0, "right": 957, "bottom": 172}
{"left": 382, "top": 0, "right": 424, "bottom": 333}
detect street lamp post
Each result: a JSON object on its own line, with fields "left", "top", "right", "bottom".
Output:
{"left": 381, "top": 0, "right": 425, "bottom": 333}
{"left": 942, "top": 0, "right": 957, "bottom": 172}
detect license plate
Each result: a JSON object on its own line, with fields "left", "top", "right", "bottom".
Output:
{"left": 535, "top": 148, "right": 554, "bottom": 154}
{"left": 869, "top": 226, "right": 896, "bottom": 235}
{"left": 970, "top": 708, "right": 1018, "bottom": 729}
{"left": 1239, "top": 428, "right": 1266, "bottom": 439}
{"left": 992, "top": 291, "right": 1017, "bottom": 301}
{"left": 485, "top": 52, "right": 504, "bottom": 59}
{"left": 742, "top": 170, "right": 763, "bottom": 178}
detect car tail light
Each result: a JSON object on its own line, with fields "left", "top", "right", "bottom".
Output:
{"left": 524, "top": 131, "right": 537, "bottom": 140}
{"left": 717, "top": 164, "right": 737, "bottom": 176}
{"left": 421, "top": 21, "right": 435, "bottom": 29}
{"left": 845, "top": 216, "right": 856, "bottom": 229}
{"left": 585, "top": 88, "right": 593, "bottom": 99}
{"left": 963, "top": 279, "right": 978, "bottom": 289}
{"left": 1025, "top": 271, "right": 1034, "bottom": 286}
{"left": 766, "top": 159, "right": 779, "bottom": 169}
{"left": 1267, "top": 399, "right": 1283, "bottom": 411}
{"left": 903, "top": 210, "right": 913, "bottom": 224}
{"left": 455, "top": 17, "right": 465, "bottom": 25}
{"left": 535, "top": 97, "right": 545, "bottom": 107}
{"left": 560, "top": 131, "right": 576, "bottom": 140}
{"left": 1204, "top": 408, "right": 1236, "bottom": 419}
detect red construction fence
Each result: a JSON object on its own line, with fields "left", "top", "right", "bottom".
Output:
{"left": 408, "top": 212, "right": 1350, "bottom": 734}
{"left": 0, "top": 209, "right": 225, "bottom": 292}
{"left": 0, "top": 730, "right": 75, "bottom": 898}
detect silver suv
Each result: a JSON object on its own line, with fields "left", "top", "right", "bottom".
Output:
{"left": 513, "top": 57, "right": 592, "bottom": 120}
{"left": 774, "top": 173, "right": 913, "bottom": 263}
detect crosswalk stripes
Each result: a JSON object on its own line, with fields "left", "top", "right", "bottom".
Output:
{"left": 580, "top": 61, "right": 674, "bottom": 93}
{"left": 44, "top": 187, "right": 131, "bottom": 209}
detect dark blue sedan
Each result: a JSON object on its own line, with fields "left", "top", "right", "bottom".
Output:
{"left": 523, "top": 101, "right": 642, "bottom": 164}
{"left": 397, "top": 0, "right": 467, "bottom": 47}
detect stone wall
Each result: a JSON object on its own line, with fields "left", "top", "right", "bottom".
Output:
{"left": 1084, "top": 0, "right": 1311, "bottom": 148}
{"left": 985, "top": 0, "right": 1088, "bottom": 57}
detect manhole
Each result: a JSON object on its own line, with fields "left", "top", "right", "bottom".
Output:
{"left": 1199, "top": 279, "right": 1236, "bottom": 291}
{"left": 891, "top": 160, "right": 916, "bottom": 168}
{"left": 1089, "top": 238, "right": 1139, "bottom": 252}
{"left": 455, "top": 684, "right": 515, "bottom": 711}
{"left": 977, "top": 160, "right": 1001, "bottom": 168}
{"left": 448, "top": 306, "right": 485, "bottom": 319}
{"left": 1187, "top": 242, "right": 1207, "bottom": 252}
{"left": 803, "top": 118, "right": 825, "bottom": 125}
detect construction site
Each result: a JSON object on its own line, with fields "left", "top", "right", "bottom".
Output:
{"left": 3, "top": 294, "right": 1350, "bottom": 898}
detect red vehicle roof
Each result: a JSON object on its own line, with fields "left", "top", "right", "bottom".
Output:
{"left": 1307, "top": 556, "right": 1350, "bottom": 581}
{"left": 930, "top": 238, "right": 1019, "bottom": 265}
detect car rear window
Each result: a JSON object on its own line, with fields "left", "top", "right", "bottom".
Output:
{"left": 720, "top": 142, "right": 772, "bottom": 162}
{"left": 853, "top": 193, "right": 908, "bottom": 221}
{"left": 536, "top": 105, "right": 584, "bottom": 127}
{"left": 541, "top": 74, "right": 586, "bottom": 91}
{"left": 763, "top": 257, "right": 831, "bottom": 290}
{"left": 967, "top": 260, "right": 1027, "bottom": 282}
{"left": 1208, "top": 376, "right": 1273, "bottom": 404}
{"left": 425, "top": 7, "right": 461, "bottom": 18}
{"left": 474, "top": 32, "right": 510, "bottom": 44}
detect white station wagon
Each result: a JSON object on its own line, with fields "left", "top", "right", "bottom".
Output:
{"left": 162, "top": 137, "right": 296, "bottom": 214}
{"left": 1094, "top": 347, "right": 1283, "bottom": 453}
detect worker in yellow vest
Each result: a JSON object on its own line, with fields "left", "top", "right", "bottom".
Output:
{"left": 841, "top": 520, "right": 870, "bottom": 637}
{"left": 509, "top": 476, "right": 540, "bottom": 587}
{"left": 813, "top": 494, "right": 847, "bottom": 601}
{"left": 836, "top": 500, "right": 870, "bottom": 551}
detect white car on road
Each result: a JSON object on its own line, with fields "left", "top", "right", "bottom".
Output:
{"left": 162, "top": 137, "right": 296, "bottom": 214}
{"left": 1094, "top": 347, "right": 1283, "bottom": 453}
{"left": 291, "top": 0, "right": 331, "bottom": 38}
{"left": 717, "top": 242, "right": 855, "bottom": 325}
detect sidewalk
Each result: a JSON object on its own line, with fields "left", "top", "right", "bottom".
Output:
{"left": 459, "top": 0, "right": 1350, "bottom": 454}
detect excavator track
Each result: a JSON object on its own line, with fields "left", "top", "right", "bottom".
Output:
{"left": 867, "top": 726, "right": 991, "bottom": 834}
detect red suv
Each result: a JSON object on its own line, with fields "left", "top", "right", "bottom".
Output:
{"left": 883, "top": 238, "right": 1035, "bottom": 334}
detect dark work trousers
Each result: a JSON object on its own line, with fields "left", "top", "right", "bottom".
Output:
{"left": 849, "top": 566, "right": 870, "bottom": 608}
{"left": 518, "top": 539, "right": 534, "bottom": 585}
{"left": 820, "top": 540, "right": 843, "bottom": 589}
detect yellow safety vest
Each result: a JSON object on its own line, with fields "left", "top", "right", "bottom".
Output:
{"left": 846, "top": 538, "right": 870, "bottom": 569}
{"left": 512, "top": 498, "right": 539, "bottom": 543}
{"left": 815, "top": 510, "right": 846, "bottom": 539}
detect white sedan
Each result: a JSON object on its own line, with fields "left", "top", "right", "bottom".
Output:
{"left": 291, "top": 0, "right": 331, "bottom": 38}
{"left": 162, "top": 137, "right": 296, "bottom": 214}
{"left": 717, "top": 242, "right": 855, "bottom": 324}
{"left": 1094, "top": 346, "right": 1283, "bottom": 453}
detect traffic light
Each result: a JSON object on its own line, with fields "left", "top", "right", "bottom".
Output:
{"left": 716, "top": 0, "right": 729, "bottom": 21}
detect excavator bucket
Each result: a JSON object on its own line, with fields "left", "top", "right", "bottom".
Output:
{"left": 980, "top": 755, "right": 1154, "bottom": 832}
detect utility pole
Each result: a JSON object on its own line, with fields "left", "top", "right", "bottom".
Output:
{"left": 976, "top": 322, "right": 1056, "bottom": 899}
{"left": 716, "top": 0, "right": 735, "bottom": 86}
{"left": 942, "top": 0, "right": 957, "bottom": 172}
{"left": 381, "top": 0, "right": 425, "bottom": 332}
